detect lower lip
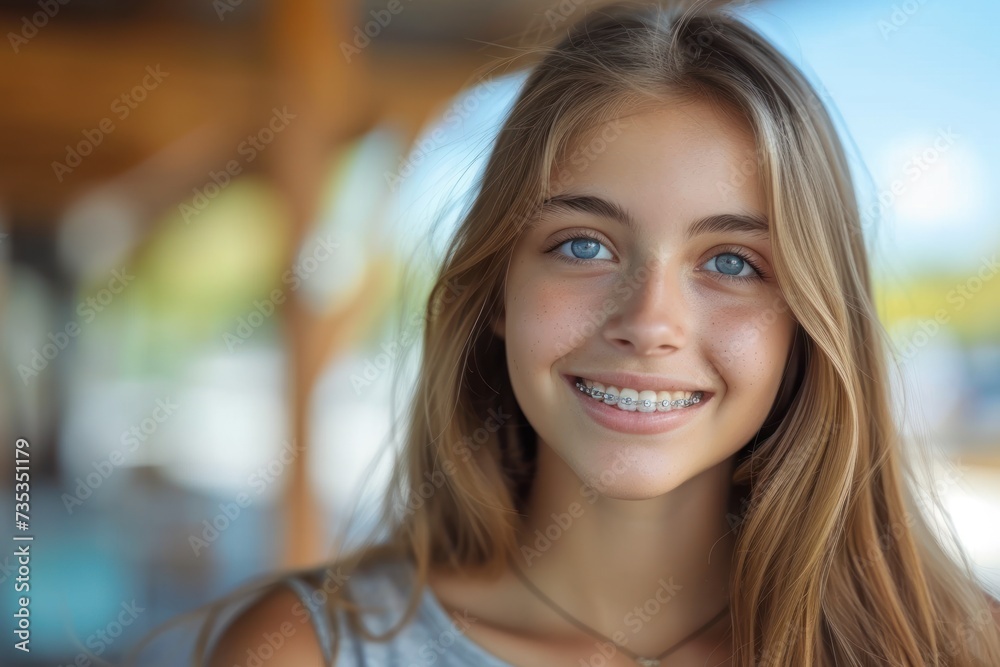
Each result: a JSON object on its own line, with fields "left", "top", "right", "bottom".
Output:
{"left": 563, "top": 374, "right": 711, "bottom": 435}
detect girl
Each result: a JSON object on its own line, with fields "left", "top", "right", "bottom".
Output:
{"left": 142, "top": 1, "right": 1000, "bottom": 665}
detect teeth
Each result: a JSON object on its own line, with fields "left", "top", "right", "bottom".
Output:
{"left": 576, "top": 378, "right": 703, "bottom": 411}
{"left": 637, "top": 390, "right": 658, "bottom": 413}
{"left": 591, "top": 381, "right": 606, "bottom": 401}
{"left": 602, "top": 385, "right": 619, "bottom": 406}
{"left": 618, "top": 388, "right": 639, "bottom": 411}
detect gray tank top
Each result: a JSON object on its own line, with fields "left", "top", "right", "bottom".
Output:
{"left": 284, "top": 557, "right": 516, "bottom": 666}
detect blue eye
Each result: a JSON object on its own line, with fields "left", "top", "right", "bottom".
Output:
{"left": 700, "top": 251, "right": 764, "bottom": 283}
{"left": 550, "top": 235, "right": 614, "bottom": 263}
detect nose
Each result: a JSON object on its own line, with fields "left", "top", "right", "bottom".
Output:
{"left": 602, "top": 259, "right": 689, "bottom": 355}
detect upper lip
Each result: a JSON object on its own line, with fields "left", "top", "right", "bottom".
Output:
{"left": 568, "top": 371, "right": 709, "bottom": 394}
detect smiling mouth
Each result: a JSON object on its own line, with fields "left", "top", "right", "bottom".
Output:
{"left": 573, "top": 376, "right": 705, "bottom": 412}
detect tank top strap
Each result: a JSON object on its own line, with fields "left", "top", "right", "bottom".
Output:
{"left": 284, "top": 576, "right": 336, "bottom": 666}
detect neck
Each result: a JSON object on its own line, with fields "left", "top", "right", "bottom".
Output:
{"left": 512, "top": 442, "right": 737, "bottom": 657}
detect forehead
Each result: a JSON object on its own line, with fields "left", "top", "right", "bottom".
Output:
{"left": 550, "top": 99, "right": 765, "bottom": 225}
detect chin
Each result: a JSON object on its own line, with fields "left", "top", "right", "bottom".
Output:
{"left": 569, "top": 446, "right": 696, "bottom": 499}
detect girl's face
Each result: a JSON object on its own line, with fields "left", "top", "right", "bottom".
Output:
{"left": 493, "top": 99, "right": 797, "bottom": 498}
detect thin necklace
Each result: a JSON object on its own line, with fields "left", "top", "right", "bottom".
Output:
{"left": 509, "top": 561, "right": 729, "bottom": 667}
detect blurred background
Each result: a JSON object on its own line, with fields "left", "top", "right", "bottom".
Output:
{"left": 0, "top": 0, "right": 998, "bottom": 664}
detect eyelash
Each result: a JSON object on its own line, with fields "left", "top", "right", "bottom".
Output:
{"left": 544, "top": 231, "right": 768, "bottom": 284}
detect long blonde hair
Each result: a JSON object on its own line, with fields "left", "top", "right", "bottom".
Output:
{"left": 131, "top": 2, "right": 1000, "bottom": 665}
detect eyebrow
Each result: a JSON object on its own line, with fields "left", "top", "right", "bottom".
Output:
{"left": 538, "top": 193, "right": 770, "bottom": 240}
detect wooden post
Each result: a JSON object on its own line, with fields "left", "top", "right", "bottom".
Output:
{"left": 265, "top": 0, "right": 361, "bottom": 569}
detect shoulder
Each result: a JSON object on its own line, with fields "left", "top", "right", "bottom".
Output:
{"left": 207, "top": 581, "right": 329, "bottom": 667}
{"left": 207, "top": 558, "right": 421, "bottom": 667}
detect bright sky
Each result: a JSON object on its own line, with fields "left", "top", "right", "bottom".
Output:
{"left": 746, "top": 0, "right": 1000, "bottom": 275}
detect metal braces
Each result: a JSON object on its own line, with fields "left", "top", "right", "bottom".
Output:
{"left": 575, "top": 380, "right": 703, "bottom": 409}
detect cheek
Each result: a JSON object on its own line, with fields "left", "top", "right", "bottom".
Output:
{"left": 506, "top": 269, "right": 609, "bottom": 365}
{"left": 700, "top": 298, "right": 795, "bottom": 399}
